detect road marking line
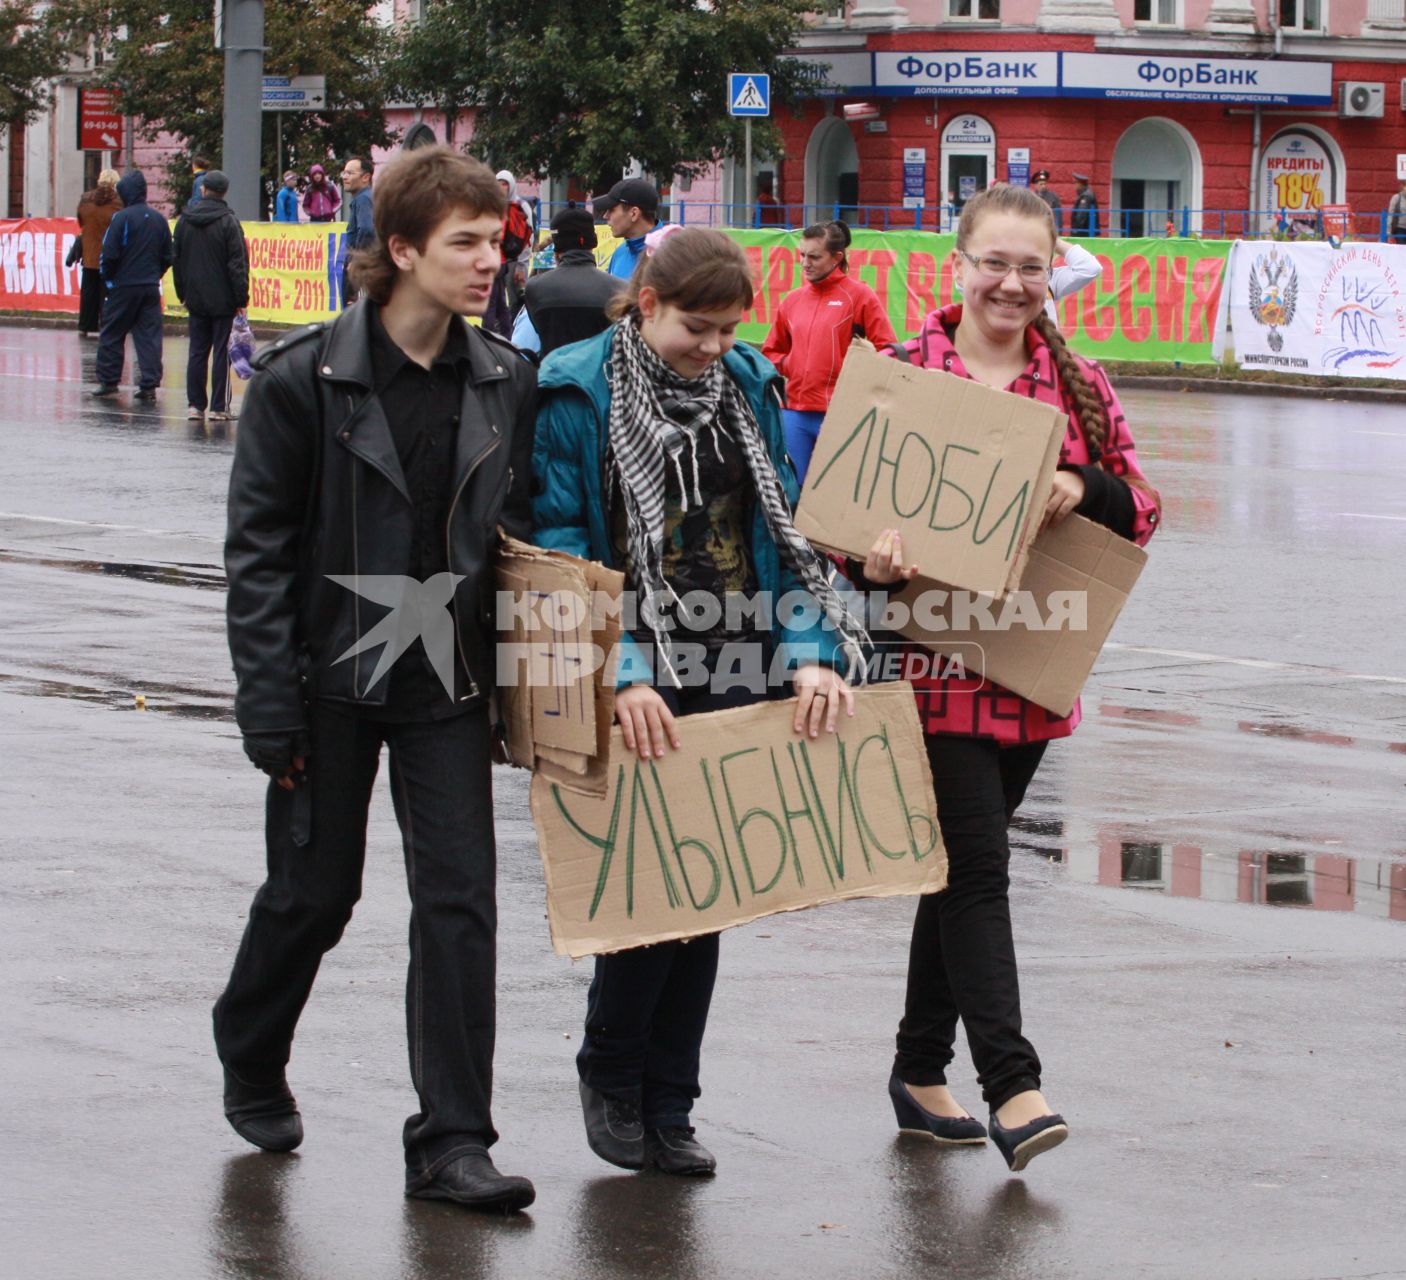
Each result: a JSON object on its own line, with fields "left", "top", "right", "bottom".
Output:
{"left": 1103, "top": 643, "right": 1406, "bottom": 685}
{"left": 0, "top": 511, "right": 217, "bottom": 539}
{"left": 1341, "top": 512, "right": 1406, "bottom": 521}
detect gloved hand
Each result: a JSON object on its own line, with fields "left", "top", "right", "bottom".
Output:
{"left": 242, "top": 731, "right": 312, "bottom": 785}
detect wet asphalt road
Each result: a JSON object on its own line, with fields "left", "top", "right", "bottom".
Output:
{"left": 2, "top": 328, "right": 1404, "bottom": 1280}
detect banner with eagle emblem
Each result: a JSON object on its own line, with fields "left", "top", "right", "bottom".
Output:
{"left": 1214, "top": 240, "right": 1406, "bottom": 379}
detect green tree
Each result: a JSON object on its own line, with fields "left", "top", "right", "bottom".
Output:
{"left": 0, "top": 2, "right": 69, "bottom": 123}
{"left": 391, "top": 0, "right": 819, "bottom": 183}
{"left": 383, "top": 1, "right": 482, "bottom": 147}
{"left": 45, "top": 0, "right": 396, "bottom": 210}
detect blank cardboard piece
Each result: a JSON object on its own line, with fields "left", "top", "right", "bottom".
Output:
{"left": 496, "top": 538, "right": 623, "bottom": 796}
{"left": 529, "top": 683, "right": 946, "bottom": 959}
{"left": 895, "top": 514, "right": 1147, "bottom": 717}
{"left": 795, "top": 343, "right": 1065, "bottom": 599}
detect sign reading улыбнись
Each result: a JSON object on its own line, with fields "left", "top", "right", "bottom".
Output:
{"left": 530, "top": 685, "right": 945, "bottom": 958}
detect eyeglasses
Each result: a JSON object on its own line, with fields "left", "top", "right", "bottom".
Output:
{"left": 958, "top": 251, "right": 1052, "bottom": 285}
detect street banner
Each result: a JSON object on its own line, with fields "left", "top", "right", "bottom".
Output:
{"left": 529, "top": 684, "right": 945, "bottom": 958}
{"left": 1212, "top": 239, "right": 1406, "bottom": 379}
{"left": 725, "top": 228, "right": 1231, "bottom": 364}
{"left": 164, "top": 221, "right": 346, "bottom": 323}
{"left": 0, "top": 220, "right": 82, "bottom": 312}
{"left": 3, "top": 217, "right": 1230, "bottom": 365}
{"left": 795, "top": 342, "right": 1064, "bottom": 598}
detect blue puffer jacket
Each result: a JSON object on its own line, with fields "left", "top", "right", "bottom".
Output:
{"left": 532, "top": 327, "right": 845, "bottom": 687}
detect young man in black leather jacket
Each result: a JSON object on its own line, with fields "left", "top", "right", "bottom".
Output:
{"left": 213, "top": 145, "right": 537, "bottom": 1213}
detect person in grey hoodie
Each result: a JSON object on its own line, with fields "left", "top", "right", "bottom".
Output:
{"left": 173, "top": 170, "right": 250, "bottom": 420}
{"left": 93, "top": 170, "right": 175, "bottom": 401}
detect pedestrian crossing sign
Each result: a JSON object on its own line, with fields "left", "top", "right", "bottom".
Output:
{"left": 728, "top": 73, "right": 770, "bottom": 117}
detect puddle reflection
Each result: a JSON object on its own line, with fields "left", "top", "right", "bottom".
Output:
{"left": 1012, "top": 818, "right": 1406, "bottom": 922}
{"left": 0, "top": 671, "right": 233, "bottom": 721}
{"left": 0, "top": 550, "right": 225, "bottom": 591}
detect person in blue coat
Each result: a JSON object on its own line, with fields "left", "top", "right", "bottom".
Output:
{"left": 532, "top": 226, "right": 866, "bottom": 1178}
{"left": 273, "top": 171, "right": 300, "bottom": 223}
{"left": 594, "top": 177, "right": 661, "bottom": 280}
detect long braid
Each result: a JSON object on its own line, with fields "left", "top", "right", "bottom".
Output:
{"left": 1032, "top": 312, "right": 1107, "bottom": 459}
{"left": 958, "top": 183, "right": 1162, "bottom": 513}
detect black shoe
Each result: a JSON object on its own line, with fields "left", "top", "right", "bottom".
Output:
{"left": 988, "top": 1111, "right": 1068, "bottom": 1173}
{"left": 645, "top": 1126, "right": 716, "bottom": 1176}
{"left": 222, "top": 1067, "right": 303, "bottom": 1153}
{"left": 888, "top": 1071, "right": 987, "bottom": 1145}
{"left": 134, "top": 387, "right": 157, "bottom": 401}
{"left": 579, "top": 1080, "right": 644, "bottom": 1170}
{"left": 90, "top": 384, "right": 118, "bottom": 398}
{"left": 406, "top": 1152, "right": 535, "bottom": 1213}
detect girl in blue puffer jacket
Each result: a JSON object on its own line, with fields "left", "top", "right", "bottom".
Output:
{"left": 532, "top": 227, "right": 866, "bottom": 1177}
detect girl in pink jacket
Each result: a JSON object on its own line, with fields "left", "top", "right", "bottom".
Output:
{"left": 860, "top": 183, "right": 1160, "bottom": 1174}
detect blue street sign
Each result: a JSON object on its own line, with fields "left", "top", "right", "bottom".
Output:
{"left": 729, "top": 73, "right": 771, "bottom": 117}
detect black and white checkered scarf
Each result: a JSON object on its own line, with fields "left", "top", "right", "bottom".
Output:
{"left": 605, "top": 318, "right": 868, "bottom": 687}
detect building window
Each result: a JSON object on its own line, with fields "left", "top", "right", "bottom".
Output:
{"left": 1279, "top": 0, "right": 1324, "bottom": 29}
{"left": 1134, "top": 0, "right": 1179, "bottom": 23}
{"left": 949, "top": 0, "right": 1001, "bottom": 19}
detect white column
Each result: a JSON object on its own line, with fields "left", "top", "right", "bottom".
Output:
{"left": 1037, "top": 0, "right": 1122, "bottom": 33}
{"left": 1204, "top": 0, "right": 1259, "bottom": 33}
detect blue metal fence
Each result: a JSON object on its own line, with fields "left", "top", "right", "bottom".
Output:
{"left": 535, "top": 200, "right": 1403, "bottom": 242}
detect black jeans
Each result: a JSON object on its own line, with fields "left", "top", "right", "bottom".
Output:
{"left": 95, "top": 285, "right": 163, "bottom": 389}
{"left": 187, "top": 313, "right": 234, "bottom": 412}
{"left": 894, "top": 734, "right": 1048, "bottom": 1111}
{"left": 213, "top": 701, "right": 499, "bottom": 1177}
{"left": 78, "top": 267, "right": 104, "bottom": 333}
{"left": 576, "top": 641, "right": 770, "bottom": 1129}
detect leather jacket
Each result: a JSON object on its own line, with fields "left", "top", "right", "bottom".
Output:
{"left": 225, "top": 302, "right": 537, "bottom": 735}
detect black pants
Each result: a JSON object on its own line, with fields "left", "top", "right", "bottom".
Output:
{"left": 341, "top": 265, "right": 358, "bottom": 308}
{"left": 95, "top": 285, "right": 164, "bottom": 390}
{"left": 576, "top": 643, "right": 769, "bottom": 1129}
{"left": 894, "top": 734, "right": 1048, "bottom": 1111}
{"left": 482, "top": 262, "right": 516, "bottom": 337}
{"left": 187, "top": 313, "right": 234, "bottom": 412}
{"left": 78, "top": 267, "right": 104, "bottom": 333}
{"left": 213, "top": 701, "right": 499, "bottom": 1177}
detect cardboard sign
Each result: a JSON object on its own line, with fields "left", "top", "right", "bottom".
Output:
{"left": 496, "top": 538, "right": 623, "bottom": 796}
{"left": 529, "top": 684, "right": 945, "bottom": 958}
{"left": 895, "top": 515, "right": 1147, "bottom": 717}
{"left": 794, "top": 343, "right": 1065, "bottom": 599}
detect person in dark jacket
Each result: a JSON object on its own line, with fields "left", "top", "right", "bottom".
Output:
{"left": 93, "top": 170, "right": 174, "bottom": 401}
{"left": 520, "top": 206, "right": 624, "bottom": 356}
{"left": 173, "top": 170, "right": 250, "bottom": 421}
{"left": 1071, "top": 172, "right": 1100, "bottom": 237}
{"left": 213, "top": 145, "right": 537, "bottom": 1214}
{"left": 75, "top": 169, "right": 122, "bottom": 336}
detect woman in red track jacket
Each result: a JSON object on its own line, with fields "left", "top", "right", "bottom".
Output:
{"left": 860, "top": 183, "right": 1160, "bottom": 1174}
{"left": 762, "top": 220, "right": 896, "bottom": 482}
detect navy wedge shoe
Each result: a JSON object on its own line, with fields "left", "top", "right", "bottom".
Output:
{"left": 988, "top": 1111, "right": 1068, "bottom": 1173}
{"left": 888, "top": 1071, "right": 987, "bottom": 1145}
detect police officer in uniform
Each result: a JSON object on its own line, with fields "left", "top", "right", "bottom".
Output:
{"left": 1033, "top": 170, "right": 1063, "bottom": 235}
{"left": 1071, "top": 172, "right": 1100, "bottom": 237}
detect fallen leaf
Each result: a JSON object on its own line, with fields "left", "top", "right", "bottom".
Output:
{"left": 1224, "top": 1040, "right": 1234, "bottom": 1048}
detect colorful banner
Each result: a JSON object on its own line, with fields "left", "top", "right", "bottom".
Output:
{"left": 1213, "top": 239, "right": 1406, "bottom": 379}
{"left": 2, "top": 217, "right": 1230, "bottom": 364}
{"left": 163, "top": 221, "right": 347, "bottom": 323}
{"left": 727, "top": 229, "right": 1230, "bottom": 364}
{"left": 0, "top": 220, "right": 83, "bottom": 312}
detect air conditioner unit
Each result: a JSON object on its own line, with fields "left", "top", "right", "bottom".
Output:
{"left": 1339, "top": 82, "right": 1385, "bottom": 119}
